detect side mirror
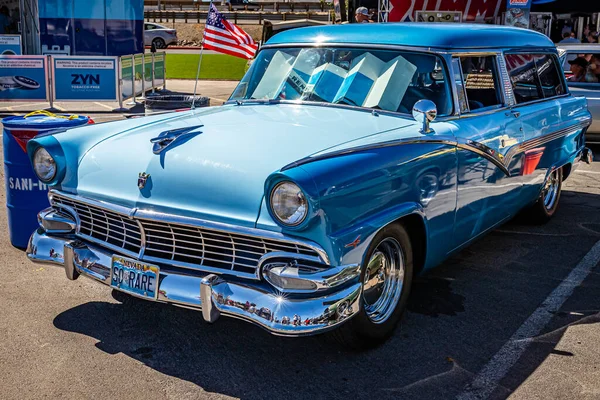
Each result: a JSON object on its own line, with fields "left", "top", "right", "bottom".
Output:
{"left": 412, "top": 100, "right": 437, "bottom": 134}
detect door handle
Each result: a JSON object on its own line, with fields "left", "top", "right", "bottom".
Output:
{"left": 505, "top": 110, "right": 520, "bottom": 118}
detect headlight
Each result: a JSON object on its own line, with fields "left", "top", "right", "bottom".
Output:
{"left": 270, "top": 182, "right": 308, "bottom": 226}
{"left": 33, "top": 147, "right": 57, "bottom": 182}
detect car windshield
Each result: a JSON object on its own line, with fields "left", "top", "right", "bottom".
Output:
{"left": 230, "top": 47, "right": 453, "bottom": 116}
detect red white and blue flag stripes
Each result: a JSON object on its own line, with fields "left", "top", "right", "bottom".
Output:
{"left": 203, "top": 4, "right": 258, "bottom": 59}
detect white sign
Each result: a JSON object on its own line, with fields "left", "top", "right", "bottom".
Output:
{"left": 0, "top": 59, "right": 44, "bottom": 69}
{"left": 55, "top": 59, "right": 115, "bottom": 69}
{"left": 0, "top": 36, "right": 20, "bottom": 45}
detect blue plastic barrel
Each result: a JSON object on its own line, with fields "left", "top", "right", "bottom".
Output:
{"left": 3, "top": 113, "right": 90, "bottom": 248}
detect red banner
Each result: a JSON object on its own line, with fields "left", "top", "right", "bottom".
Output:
{"left": 389, "top": 0, "right": 504, "bottom": 23}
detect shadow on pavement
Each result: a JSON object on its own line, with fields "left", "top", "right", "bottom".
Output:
{"left": 52, "top": 188, "right": 600, "bottom": 400}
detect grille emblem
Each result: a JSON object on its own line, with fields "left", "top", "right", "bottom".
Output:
{"left": 138, "top": 172, "right": 150, "bottom": 189}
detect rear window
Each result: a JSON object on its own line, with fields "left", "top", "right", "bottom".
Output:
{"left": 504, "top": 53, "right": 565, "bottom": 104}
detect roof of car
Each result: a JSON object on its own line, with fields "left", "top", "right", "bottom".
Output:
{"left": 266, "top": 23, "right": 555, "bottom": 50}
{"left": 557, "top": 43, "right": 600, "bottom": 52}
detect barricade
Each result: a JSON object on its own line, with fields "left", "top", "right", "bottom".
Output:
{"left": 2, "top": 111, "right": 91, "bottom": 248}
{"left": 0, "top": 53, "right": 167, "bottom": 110}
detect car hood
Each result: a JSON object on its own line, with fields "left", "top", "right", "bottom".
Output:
{"left": 73, "top": 104, "right": 416, "bottom": 227}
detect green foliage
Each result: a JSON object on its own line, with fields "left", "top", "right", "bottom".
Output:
{"left": 165, "top": 53, "right": 248, "bottom": 80}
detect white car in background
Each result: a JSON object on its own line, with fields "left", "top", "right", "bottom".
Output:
{"left": 558, "top": 43, "right": 600, "bottom": 144}
{"left": 144, "top": 23, "right": 178, "bottom": 49}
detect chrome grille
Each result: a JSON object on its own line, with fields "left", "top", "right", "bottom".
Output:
{"left": 53, "top": 196, "right": 142, "bottom": 254}
{"left": 140, "top": 220, "right": 319, "bottom": 275}
{"left": 51, "top": 194, "right": 322, "bottom": 279}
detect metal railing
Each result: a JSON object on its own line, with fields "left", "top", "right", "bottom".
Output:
{"left": 144, "top": 10, "right": 329, "bottom": 24}
{"left": 144, "top": 1, "right": 327, "bottom": 12}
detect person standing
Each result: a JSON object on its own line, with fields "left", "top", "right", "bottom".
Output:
{"left": 355, "top": 7, "right": 373, "bottom": 23}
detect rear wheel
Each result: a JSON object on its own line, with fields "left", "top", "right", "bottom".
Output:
{"left": 529, "top": 168, "right": 563, "bottom": 224}
{"left": 330, "top": 223, "right": 413, "bottom": 350}
{"left": 152, "top": 37, "right": 166, "bottom": 49}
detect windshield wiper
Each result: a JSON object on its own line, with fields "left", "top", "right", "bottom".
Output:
{"left": 226, "top": 98, "right": 281, "bottom": 106}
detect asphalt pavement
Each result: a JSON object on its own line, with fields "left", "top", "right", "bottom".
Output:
{"left": 0, "top": 93, "right": 599, "bottom": 399}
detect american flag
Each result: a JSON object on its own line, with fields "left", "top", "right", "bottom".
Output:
{"left": 203, "top": 4, "right": 258, "bottom": 60}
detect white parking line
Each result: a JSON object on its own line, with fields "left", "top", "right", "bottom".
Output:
{"left": 575, "top": 170, "right": 600, "bottom": 175}
{"left": 457, "top": 239, "right": 600, "bottom": 400}
{"left": 94, "top": 102, "right": 114, "bottom": 110}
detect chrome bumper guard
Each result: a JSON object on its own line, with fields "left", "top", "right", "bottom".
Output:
{"left": 27, "top": 228, "right": 362, "bottom": 336}
{"left": 581, "top": 147, "right": 594, "bottom": 165}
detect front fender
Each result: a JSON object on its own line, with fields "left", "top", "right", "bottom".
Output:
{"left": 278, "top": 140, "right": 458, "bottom": 270}
{"left": 330, "top": 203, "right": 427, "bottom": 268}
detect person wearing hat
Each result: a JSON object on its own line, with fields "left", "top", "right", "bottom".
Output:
{"left": 587, "top": 54, "right": 600, "bottom": 82}
{"left": 355, "top": 7, "right": 373, "bottom": 23}
{"left": 568, "top": 57, "right": 588, "bottom": 82}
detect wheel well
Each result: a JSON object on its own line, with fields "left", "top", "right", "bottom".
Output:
{"left": 562, "top": 163, "right": 572, "bottom": 181}
{"left": 395, "top": 213, "right": 427, "bottom": 276}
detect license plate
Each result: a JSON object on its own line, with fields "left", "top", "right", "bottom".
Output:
{"left": 110, "top": 256, "right": 159, "bottom": 300}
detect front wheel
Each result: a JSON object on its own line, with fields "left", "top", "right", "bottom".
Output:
{"left": 529, "top": 167, "right": 563, "bottom": 224}
{"left": 330, "top": 223, "right": 413, "bottom": 350}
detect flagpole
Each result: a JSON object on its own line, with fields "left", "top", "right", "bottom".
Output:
{"left": 192, "top": 0, "right": 212, "bottom": 110}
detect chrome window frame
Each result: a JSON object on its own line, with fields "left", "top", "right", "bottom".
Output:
{"left": 448, "top": 51, "right": 508, "bottom": 117}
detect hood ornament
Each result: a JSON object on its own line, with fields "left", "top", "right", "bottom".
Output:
{"left": 150, "top": 124, "right": 204, "bottom": 155}
{"left": 138, "top": 172, "right": 150, "bottom": 189}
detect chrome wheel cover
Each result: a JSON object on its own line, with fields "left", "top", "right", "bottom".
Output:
{"left": 153, "top": 38, "right": 165, "bottom": 49}
{"left": 542, "top": 169, "right": 560, "bottom": 210}
{"left": 362, "top": 237, "right": 405, "bottom": 324}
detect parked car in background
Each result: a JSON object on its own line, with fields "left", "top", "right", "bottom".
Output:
{"left": 27, "top": 24, "right": 593, "bottom": 349}
{"left": 558, "top": 44, "right": 600, "bottom": 143}
{"left": 144, "top": 23, "right": 177, "bottom": 49}
{"left": 225, "top": 0, "right": 259, "bottom": 11}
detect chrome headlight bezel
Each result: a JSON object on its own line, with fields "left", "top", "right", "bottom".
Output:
{"left": 269, "top": 181, "right": 309, "bottom": 227}
{"left": 32, "top": 147, "right": 57, "bottom": 183}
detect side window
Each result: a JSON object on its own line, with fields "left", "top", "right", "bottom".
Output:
{"left": 504, "top": 54, "right": 543, "bottom": 104}
{"left": 534, "top": 54, "right": 566, "bottom": 97}
{"left": 458, "top": 55, "right": 503, "bottom": 111}
{"left": 452, "top": 58, "right": 469, "bottom": 114}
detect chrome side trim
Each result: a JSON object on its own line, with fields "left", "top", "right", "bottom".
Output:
{"left": 281, "top": 135, "right": 458, "bottom": 171}
{"left": 281, "top": 120, "right": 592, "bottom": 177}
{"left": 281, "top": 135, "right": 510, "bottom": 176}
{"left": 503, "top": 119, "right": 591, "bottom": 166}
{"left": 456, "top": 138, "right": 510, "bottom": 176}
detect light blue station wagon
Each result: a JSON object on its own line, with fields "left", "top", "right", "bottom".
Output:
{"left": 27, "top": 23, "right": 593, "bottom": 348}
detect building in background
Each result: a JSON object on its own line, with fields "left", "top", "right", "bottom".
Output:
{"left": 1, "top": 0, "right": 143, "bottom": 55}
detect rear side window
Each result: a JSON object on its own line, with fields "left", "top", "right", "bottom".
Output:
{"left": 504, "top": 54, "right": 543, "bottom": 103}
{"left": 504, "top": 53, "right": 565, "bottom": 104}
{"left": 535, "top": 55, "right": 566, "bottom": 97}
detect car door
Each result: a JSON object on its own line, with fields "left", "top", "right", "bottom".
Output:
{"left": 448, "top": 53, "right": 525, "bottom": 251}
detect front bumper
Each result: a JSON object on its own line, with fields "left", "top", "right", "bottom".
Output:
{"left": 26, "top": 228, "right": 362, "bottom": 336}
